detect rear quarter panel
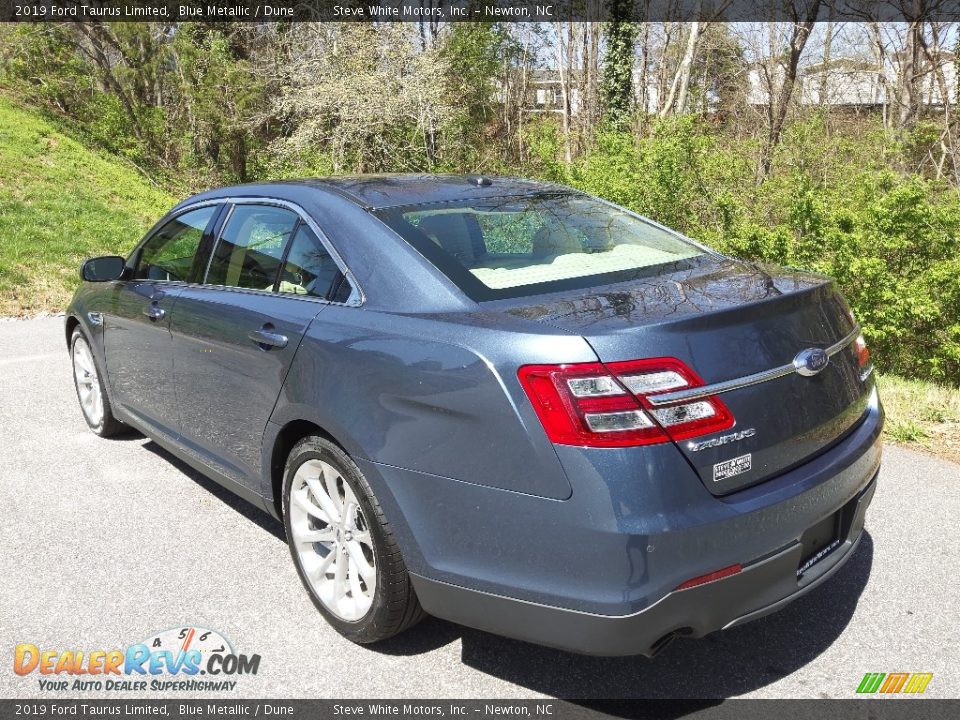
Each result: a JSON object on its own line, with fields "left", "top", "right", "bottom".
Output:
{"left": 267, "top": 305, "right": 599, "bottom": 501}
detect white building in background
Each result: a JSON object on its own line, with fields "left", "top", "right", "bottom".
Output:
{"left": 526, "top": 70, "right": 580, "bottom": 115}
{"left": 799, "top": 59, "right": 885, "bottom": 107}
{"left": 524, "top": 70, "right": 660, "bottom": 115}
{"left": 748, "top": 53, "right": 957, "bottom": 109}
{"left": 522, "top": 52, "right": 957, "bottom": 116}
{"left": 903, "top": 49, "right": 958, "bottom": 106}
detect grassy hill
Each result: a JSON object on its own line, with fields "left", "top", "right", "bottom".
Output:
{"left": 0, "top": 95, "right": 174, "bottom": 316}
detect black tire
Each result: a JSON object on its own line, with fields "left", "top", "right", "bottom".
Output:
{"left": 282, "top": 435, "right": 426, "bottom": 644}
{"left": 70, "top": 328, "right": 126, "bottom": 438}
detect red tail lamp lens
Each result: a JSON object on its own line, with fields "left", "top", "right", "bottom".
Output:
{"left": 854, "top": 334, "right": 871, "bottom": 368}
{"left": 518, "top": 357, "right": 735, "bottom": 448}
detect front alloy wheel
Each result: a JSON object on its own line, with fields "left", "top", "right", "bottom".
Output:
{"left": 70, "top": 328, "right": 124, "bottom": 437}
{"left": 73, "top": 337, "right": 104, "bottom": 428}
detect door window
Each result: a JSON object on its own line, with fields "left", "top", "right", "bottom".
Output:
{"left": 135, "top": 206, "right": 217, "bottom": 282}
{"left": 278, "top": 224, "right": 350, "bottom": 300}
{"left": 206, "top": 205, "right": 299, "bottom": 290}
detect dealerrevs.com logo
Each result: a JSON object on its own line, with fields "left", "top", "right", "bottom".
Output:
{"left": 14, "top": 626, "right": 260, "bottom": 692}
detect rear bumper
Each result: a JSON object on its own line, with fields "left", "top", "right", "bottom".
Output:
{"left": 360, "top": 387, "right": 882, "bottom": 655}
{"left": 411, "top": 476, "right": 876, "bottom": 656}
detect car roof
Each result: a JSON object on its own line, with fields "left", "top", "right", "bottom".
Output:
{"left": 181, "top": 174, "right": 573, "bottom": 211}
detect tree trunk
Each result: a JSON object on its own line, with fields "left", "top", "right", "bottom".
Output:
{"left": 601, "top": 0, "right": 637, "bottom": 128}
{"left": 557, "top": 22, "right": 573, "bottom": 164}
{"left": 673, "top": 21, "right": 701, "bottom": 115}
{"left": 868, "top": 22, "right": 889, "bottom": 128}
{"left": 758, "top": 5, "right": 821, "bottom": 181}
{"left": 639, "top": 22, "right": 650, "bottom": 118}
{"left": 659, "top": 22, "right": 696, "bottom": 117}
{"left": 896, "top": 21, "right": 922, "bottom": 129}
{"left": 655, "top": 22, "right": 677, "bottom": 116}
{"left": 919, "top": 24, "right": 957, "bottom": 180}
{"left": 819, "top": 13, "right": 835, "bottom": 106}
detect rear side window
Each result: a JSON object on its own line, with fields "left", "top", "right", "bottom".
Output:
{"left": 376, "top": 193, "right": 705, "bottom": 301}
{"left": 135, "top": 206, "right": 217, "bottom": 282}
{"left": 206, "top": 205, "right": 298, "bottom": 290}
{"left": 279, "top": 224, "right": 348, "bottom": 300}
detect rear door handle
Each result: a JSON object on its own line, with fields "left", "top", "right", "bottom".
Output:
{"left": 143, "top": 305, "right": 165, "bottom": 320}
{"left": 248, "top": 328, "right": 288, "bottom": 349}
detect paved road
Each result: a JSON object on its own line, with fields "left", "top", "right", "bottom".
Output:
{"left": 1, "top": 316, "right": 958, "bottom": 701}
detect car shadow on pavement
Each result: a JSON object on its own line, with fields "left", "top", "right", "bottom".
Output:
{"left": 374, "top": 533, "right": 874, "bottom": 706}
{"left": 141, "top": 439, "right": 288, "bottom": 543}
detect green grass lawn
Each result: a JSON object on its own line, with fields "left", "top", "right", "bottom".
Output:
{"left": 878, "top": 374, "right": 960, "bottom": 464}
{"left": 0, "top": 95, "right": 174, "bottom": 315}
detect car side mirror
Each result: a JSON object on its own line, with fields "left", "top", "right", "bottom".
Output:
{"left": 81, "top": 256, "right": 127, "bottom": 282}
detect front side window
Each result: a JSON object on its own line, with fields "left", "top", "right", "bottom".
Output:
{"left": 376, "top": 193, "right": 706, "bottom": 300}
{"left": 278, "top": 224, "right": 351, "bottom": 301}
{"left": 206, "top": 205, "right": 299, "bottom": 290}
{"left": 135, "top": 206, "right": 217, "bottom": 282}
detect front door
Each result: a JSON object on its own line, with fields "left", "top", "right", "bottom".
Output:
{"left": 170, "top": 204, "right": 346, "bottom": 491}
{"left": 104, "top": 205, "right": 219, "bottom": 439}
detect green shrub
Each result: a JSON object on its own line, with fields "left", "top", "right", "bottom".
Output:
{"left": 558, "top": 117, "right": 960, "bottom": 386}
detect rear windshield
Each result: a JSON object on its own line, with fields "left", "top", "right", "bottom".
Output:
{"left": 374, "top": 193, "right": 706, "bottom": 301}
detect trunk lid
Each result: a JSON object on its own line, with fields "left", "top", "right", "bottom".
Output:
{"left": 504, "top": 258, "right": 875, "bottom": 494}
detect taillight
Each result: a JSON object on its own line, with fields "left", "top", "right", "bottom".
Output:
{"left": 854, "top": 334, "right": 870, "bottom": 368}
{"left": 518, "top": 357, "right": 734, "bottom": 448}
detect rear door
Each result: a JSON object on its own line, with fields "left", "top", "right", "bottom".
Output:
{"left": 169, "top": 202, "right": 347, "bottom": 491}
{"left": 104, "top": 204, "right": 220, "bottom": 440}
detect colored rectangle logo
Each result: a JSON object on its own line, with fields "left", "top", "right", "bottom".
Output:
{"left": 857, "top": 672, "right": 933, "bottom": 694}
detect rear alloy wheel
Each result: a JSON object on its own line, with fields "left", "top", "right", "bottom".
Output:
{"left": 71, "top": 329, "right": 125, "bottom": 437}
{"left": 290, "top": 458, "right": 377, "bottom": 621}
{"left": 283, "top": 436, "right": 425, "bottom": 643}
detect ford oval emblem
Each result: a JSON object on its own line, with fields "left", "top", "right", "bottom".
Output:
{"left": 793, "top": 348, "right": 830, "bottom": 377}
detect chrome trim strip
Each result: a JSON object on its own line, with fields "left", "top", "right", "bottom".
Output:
{"left": 646, "top": 325, "right": 862, "bottom": 407}
{"left": 824, "top": 325, "right": 862, "bottom": 357}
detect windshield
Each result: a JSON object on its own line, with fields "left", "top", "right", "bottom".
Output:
{"left": 375, "top": 193, "right": 707, "bottom": 301}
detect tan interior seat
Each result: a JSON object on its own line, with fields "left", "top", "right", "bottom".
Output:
{"left": 417, "top": 214, "right": 477, "bottom": 265}
{"left": 532, "top": 223, "right": 582, "bottom": 258}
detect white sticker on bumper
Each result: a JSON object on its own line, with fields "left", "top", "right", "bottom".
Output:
{"left": 713, "top": 453, "right": 752, "bottom": 482}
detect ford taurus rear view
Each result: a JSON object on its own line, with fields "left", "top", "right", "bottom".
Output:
{"left": 66, "top": 175, "right": 882, "bottom": 656}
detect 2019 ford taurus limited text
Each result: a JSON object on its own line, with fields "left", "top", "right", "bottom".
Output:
{"left": 66, "top": 175, "right": 882, "bottom": 656}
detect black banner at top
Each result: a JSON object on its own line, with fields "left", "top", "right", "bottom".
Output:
{"left": 3, "top": 0, "right": 960, "bottom": 22}
{"left": 2, "top": 701, "right": 960, "bottom": 720}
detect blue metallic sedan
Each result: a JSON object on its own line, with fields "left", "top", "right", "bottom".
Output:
{"left": 66, "top": 175, "right": 882, "bottom": 656}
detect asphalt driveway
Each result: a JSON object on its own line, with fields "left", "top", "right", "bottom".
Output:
{"left": 1, "top": 316, "right": 958, "bottom": 700}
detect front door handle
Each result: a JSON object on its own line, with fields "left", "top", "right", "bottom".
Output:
{"left": 143, "top": 305, "right": 165, "bottom": 320}
{"left": 248, "top": 327, "right": 288, "bottom": 349}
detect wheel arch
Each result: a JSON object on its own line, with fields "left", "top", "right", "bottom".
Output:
{"left": 65, "top": 315, "right": 81, "bottom": 348}
{"left": 267, "top": 418, "right": 348, "bottom": 520}
{"left": 264, "top": 412, "right": 425, "bottom": 576}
